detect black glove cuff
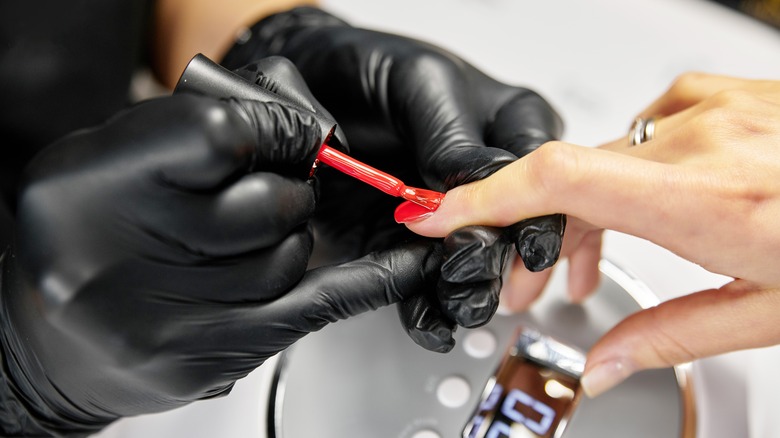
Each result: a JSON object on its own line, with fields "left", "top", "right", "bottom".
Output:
{"left": 0, "top": 349, "right": 53, "bottom": 437}
{"left": 221, "top": 6, "right": 350, "bottom": 70}
{"left": 0, "top": 254, "right": 111, "bottom": 437}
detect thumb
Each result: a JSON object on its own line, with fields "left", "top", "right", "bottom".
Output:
{"left": 581, "top": 280, "right": 780, "bottom": 398}
{"left": 225, "top": 99, "right": 323, "bottom": 173}
{"left": 269, "top": 241, "right": 443, "bottom": 334}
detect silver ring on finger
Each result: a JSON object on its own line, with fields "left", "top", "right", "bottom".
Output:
{"left": 628, "top": 116, "right": 659, "bottom": 146}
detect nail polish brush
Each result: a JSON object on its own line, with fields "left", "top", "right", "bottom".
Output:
{"left": 311, "top": 145, "right": 444, "bottom": 211}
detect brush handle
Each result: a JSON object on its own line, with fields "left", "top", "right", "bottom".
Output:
{"left": 316, "top": 145, "right": 405, "bottom": 197}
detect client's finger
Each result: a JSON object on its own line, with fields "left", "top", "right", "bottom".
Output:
{"left": 501, "top": 259, "right": 551, "bottom": 311}
{"left": 639, "top": 73, "right": 770, "bottom": 118}
{"left": 600, "top": 102, "right": 710, "bottom": 156}
{"left": 405, "top": 141, "right": 683, "bottom": 242}
{"left": 581, "top": 280, "right": 780, "bottom": 398}
{"left": 566, "top": 228, "right": 603, "bottom": 303}
{"left": 605, "top": 79, "right": 780, "bottom": 155}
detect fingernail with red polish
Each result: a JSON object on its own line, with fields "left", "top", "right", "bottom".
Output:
{"left": 394, "top": 201, "right": 434, "bottom": 223}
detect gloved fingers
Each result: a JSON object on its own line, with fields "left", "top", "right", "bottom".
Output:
{"left": 440, "top": 226, "right": 510, "bottom": 283}
{"left": 501, "top": 255, "right": 553, "bottom": 312}
{"left": 149, "top": 96, "right": 321, "bottom": 190}
{"left": 423, "top": 146, "right": 518, "bottom": 192}
{"left": 149, "top": 95, "right": 261, "bottom": 190}
{"left": 485, "top": 89, "right": 563, "bottom": 159}
{"left": 151, "top": 172, "right": 316, "bottom": 257}
{"left": 126, "top": 226, "right": 313, "bottom": 304}
{"left": 438, "top": 277, "right": 502, "bottom": 328}
{"left": 501, "top": 219, "right": 598, "bottom": 311}
{"left": 385, "top": 53, "right": 517, "bottom": 190}
{"left": 509, "top": 214, "right": 566, "bottom": 272}
{"left": 233, "top": 56, "right": 321, "bottom": 113}
{"left": 312, "top": 167, "right": 411, "bottom": 255}
{"left": 426, "top": 146, "right": 519, "bottom": 192}
{"left": 393, "top": 70, "right": 563, "bottom": 302}
{"left": 581, "top": 280, "right": 780, "bottom": 398}
{"left": 231, "top": 56, "right": 347, "bottom": 150}
{"left": 437, "top": 226, "right": 508, "bottom": 327}
{"left": 225, "top": 99, "right": 322, "bottom": 174}
{"left": 397, "top": 293, "right": 457, "bottom": 353}
{"left": 216, "top": 240, "right": 443, "bottom": 349}
{"left": 400, "top": 80, "right": 564, "bottom": 273}
{"left": 448, "top": 87, "right": 564, "bottom": 274}
{"left": 280, "top": 240, "right": 442, "bottom": 323}
{"left": 460, "top": 214, "right": 564, "bottom": 302}
{"left": 50, "top": 228, "right": 312, "bottom": 366}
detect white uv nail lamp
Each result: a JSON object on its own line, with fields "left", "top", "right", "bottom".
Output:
{"left": 266, "top": 259, "right": 695, "bottom": 438}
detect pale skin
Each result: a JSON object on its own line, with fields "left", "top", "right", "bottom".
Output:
{"left": 405, "top": 73, "right": 780, "bottom": 398}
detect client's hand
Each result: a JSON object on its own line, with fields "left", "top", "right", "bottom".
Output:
{"left": 405, "top": 73, "right": 780, "bottom": 397}
{"left": 223, "top": 6, "right": 566, "bottom": 351}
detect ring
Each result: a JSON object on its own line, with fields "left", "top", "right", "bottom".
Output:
{"left": 628, "top": 116, "right": 659, "bottom": 146}
{"left": 644, "top": 117, "right": 657, "bottom": 142}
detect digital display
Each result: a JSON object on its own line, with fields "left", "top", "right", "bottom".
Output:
{"left": 463, "top": 327, "right": 584, "bottom": 438}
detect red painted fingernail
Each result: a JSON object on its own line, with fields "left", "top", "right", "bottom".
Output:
{"left": 394, "top": 201, "right": 434, "bottom": 223}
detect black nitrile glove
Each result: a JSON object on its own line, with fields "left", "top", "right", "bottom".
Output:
{"left": 223, "top": 7, "right": 566, "bottom": 352}
{"left": 0, "top": 93, "right": 442, "bottom": 436}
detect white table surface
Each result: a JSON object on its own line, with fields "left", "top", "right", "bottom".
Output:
{"left": 97, "top": 1, "right": 780, "bottom": 437}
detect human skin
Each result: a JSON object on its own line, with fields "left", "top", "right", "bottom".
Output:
{"left": 404, "top": 73, "right": 780, "bottom": 397}
{"left": 150, "top": 0, "right": 780, "bottom": 399}
{"left": 151, "top": 0, "right": 317, "bottom": 88}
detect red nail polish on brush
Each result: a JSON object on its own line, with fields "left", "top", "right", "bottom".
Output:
{"left": 311, "top": 145, "right": 445, "bottom": 213}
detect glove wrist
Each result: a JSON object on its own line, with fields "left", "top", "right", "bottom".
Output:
{"left": 0, "top": 346, "right": 56, "bottom": 437}
{"left": 0, "top": 252, "right": 113, "bottom": 437}
{"left": 221, "top": 6, "right": 349, "bottom": 69}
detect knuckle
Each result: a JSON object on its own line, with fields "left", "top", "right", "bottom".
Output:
{"left": 705, "top": 89, "right": 754, "bottom": 110}
{"left": 395, "top": 49, "right": 461, "bottom": 81}
{"left": 666, "top": 71, "right": 710, "bottom": 99}
{"left": 179, "top": 95, "right": 233, "bottom": 129}
{"left": 671, "top": 71, "right": 709, "bottom": 88}
{"left": 525, "top": 141, "right": 581, "bottom": 197}
{"left": 195, "top": 100, "right": 253, "bottom": 161}
{"left": 696, "top": 90, "right": 770, "bottom": 138}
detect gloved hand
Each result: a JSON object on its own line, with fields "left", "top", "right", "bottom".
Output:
{"left": 223, "top": 7, "right": 565, "bottom": 351}
{"left": 0, "top": 93, "right": 442, "bottom": 436}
